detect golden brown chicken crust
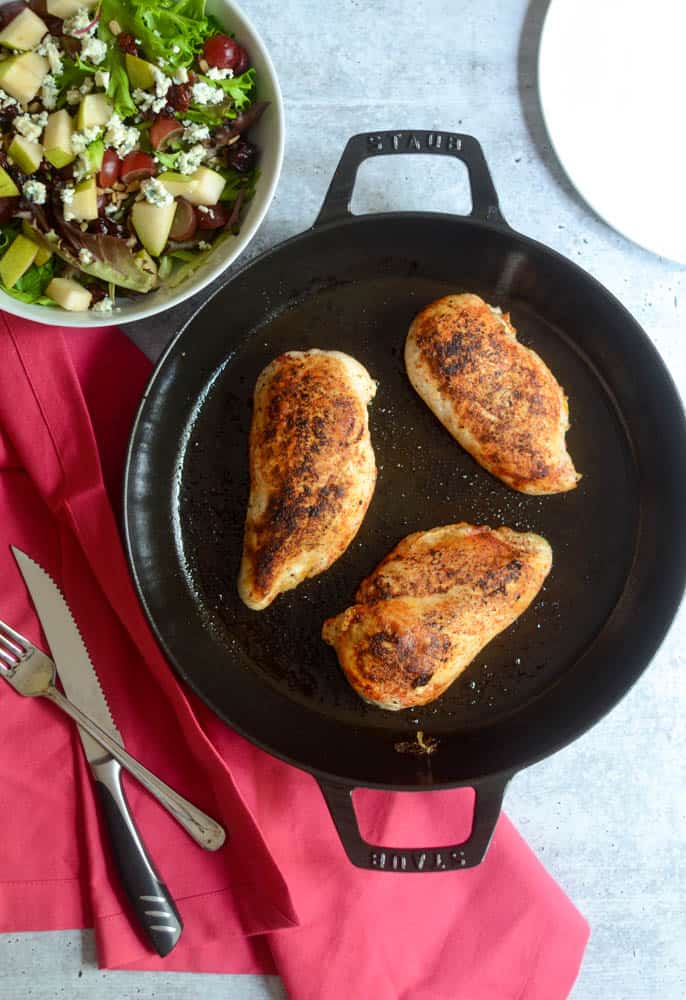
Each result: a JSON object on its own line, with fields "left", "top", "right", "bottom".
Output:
{"left": 405, "top": 293, "right": 579, "bottom": 494}
{"left": 322, "top": 524, "right": 552, "bottom": 710}
{"left": 239, "top": 350, "right": 377, "bottom": 610}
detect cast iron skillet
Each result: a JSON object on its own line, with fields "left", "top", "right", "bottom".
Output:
{"left": 124, "top": 131, "right": 686, "bottom": 872}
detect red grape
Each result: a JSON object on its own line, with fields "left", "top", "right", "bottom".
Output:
{"left": 120, "top": 151, "right": 156, "bottom": 184}
{"left": 150, "top": 116, "right": 183, "bottom": 150}
{"left": 169, "top": 198, "right": 197, "bottom": 241}
{"left": 203, "top": 34, "right": 249, "bottom": 73}
{"left": 197, "top": 203, "right": 229, "bottom": 230}
{"left": 98, "top": 148, "right": 121, "bottom": 187}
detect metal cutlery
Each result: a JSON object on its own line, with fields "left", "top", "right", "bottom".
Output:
{"left": 0, "top": 618, "right": 225, "bottom": 853}
{"left": 4, "top": 546, "right": 226, "bottom": 956}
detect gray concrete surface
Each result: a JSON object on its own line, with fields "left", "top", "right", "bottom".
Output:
{"left": 3, "top": 1, "right": 686, "bottom": 997}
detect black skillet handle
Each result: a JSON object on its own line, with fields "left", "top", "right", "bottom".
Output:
{"left": 318, "top": 773, "right": 510, "bottom": 872}
{"left": 314, "top": 130, "right": 506, "bottom": 228}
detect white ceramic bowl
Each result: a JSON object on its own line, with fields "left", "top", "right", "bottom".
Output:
{"left": 0, "top": 0, "right": 284, "bottom": 326}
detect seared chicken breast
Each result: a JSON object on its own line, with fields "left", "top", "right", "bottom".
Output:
{"left": 239, "top": 350, "right": 377, "bottom": 610}
{"left": 323, "top": 523, "right": 552, "bottom": 710}
{"left": 405, "top": 293, "right": 579, "bottom": 494}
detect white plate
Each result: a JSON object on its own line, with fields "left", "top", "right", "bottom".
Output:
{"left": 538, "top": 0, "right": 686, "bottom": 264}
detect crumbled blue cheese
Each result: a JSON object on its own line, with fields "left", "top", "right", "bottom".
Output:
{"left": 94, "top": 69, "right": 110, "bottom": 90}
{"left": 172, "top": 44, "right": 180, "bottom": 54}
{"left": 104, "top": 114, "right": 139, "bottom": 157}
{"left": 141, "top": 176, "right": 173, "bottom": 207}
{"left": 61, "top": 186, "right": 75, "bottom": 221}
{"left": 91, "top": 295, "right": 113, "bottom": 314}
{"left": 71, "top": 125, "right": 102, "bottom": 154}
{"left": 198, "top": 240, "right": 211, "bottom": 250}
{"left": 173, "top": 66, "right": 188, "bottom": 84}
{"left": 104, "top": 201, "right": 119, "bottom": 216}
{"left": 190, "top": 81, "right": 224, "bottom": 105}
{"left": 66, "top": 87, "right": 81, "bottom": 105}
{"left": 132, "top": 88, "right": 165, "bottom": 113}
{"left": 81, "top": 36, "right": 107, "bottom": 66}
{"left": 40, "top": 75, "right": 58, "bottom": 110}
{"left": 182, "top": 121, "right": 210, "bottom": 143}
{"left": 177, "top": 143, "right": 207, "bottom": 175}
{"left": 0, "top": 88, "right": 17, "bottom": 110}
{"left": 78, "top": 248, "right": 95, "bottom": 265}
{"left": 14, "top": 112, "right": 48, "bottom": 143}
{"left": 64, "top": 9, "right": 96, "bottom": 37}
{"left": 22, "top": 179, "right": 47, "bottom": 205}
{"left": 153, "top": 66, "right": 171, "bottom": 98}
{"left": 36, "top": 36, "right": 63, "bottom": 76}
{"left": 79, "top": 77, "right": 94, "bottom": 96}
{"left": 206, "top": 66, "right": 233, "bottom": 81}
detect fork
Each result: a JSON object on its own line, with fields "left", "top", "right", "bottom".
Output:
{"left": 0, "top": 619, "right": 226, "bottom": 852}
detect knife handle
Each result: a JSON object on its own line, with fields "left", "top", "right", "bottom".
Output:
{"left": 92, "top": 757, "right": 183, "bottom": 957}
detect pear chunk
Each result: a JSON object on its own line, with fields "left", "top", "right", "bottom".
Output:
{"left": 0, "top": 52, "right": 49, "bottom": 104}
{"left": 8, "top": 135, "right": 43, "bottom": 174}
{"left": 47, "top": 276, "right": 92, "bottom": 311}
{"left": 76, "top": 93, "right": 113, "bottom": 131}
{"left": 44, "top": 109, "right": 75, "bottom": 168}
{"left": 0, "top": 234, "right": 38, "bottom": 288}
{"left": 0, "top": 8, "right": 48, "bottom": 52}
{"left": 132, "top": 199, "right": 176, "bottom": 257}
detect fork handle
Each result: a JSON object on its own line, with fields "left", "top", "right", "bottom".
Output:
{"left": 45, "top": 686, "right": 226, "bottom": 852}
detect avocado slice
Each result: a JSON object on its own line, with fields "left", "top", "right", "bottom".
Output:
{"left": 125, "top": 53, "right": 157, "bottom": 90}
{"left": 46, "top": 276, "right": 92, "bottom": 311}
{"left": 44, "top": 109, "right": 75, "bottom": 168}
{"left": 0, "top": 52, "right": 49, "bottom": 104}
{"left": 0, "top": 8, "right": 48, "bottom": 52}
{"left": 131, "top": 199, "right": 176, "bottom": 257}
{"left": 76, "top": 93, "right": 113, "bottom": 131}
{"left": 0, "top": 234, "right": 38, "bottom": 288}
{"left": 8, "top": 135, "right": 43, "bottom": 175}
{"left": 0, "top": 165, "right": 20, "bottom": 198}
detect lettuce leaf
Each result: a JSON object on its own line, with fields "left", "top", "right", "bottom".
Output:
{"left": 98, "top": 0, "right": 215, "bottom": 73}
{"left": 1, "top": 258, "right": 56, "bottom": 304}
{"left": 46, "top": 223, "right": 158, "bottom": 293}
{"left": 55, "top": 55, "right": 102, "bottom": 108}
{"left": 183, "top": 69, "right": 256, "bottom": 125}
{"left": 218, "top": 166, "right": 259, "bottom": 203}
{"left": 200, "top": 69, "right": 255, "bottom": 109}
{"left": 95, "top": 8, "right": 137, "bottom": 118}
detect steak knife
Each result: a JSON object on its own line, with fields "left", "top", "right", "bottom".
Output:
{"left": 13, "top": 548, "right": 183, "bottom": 956}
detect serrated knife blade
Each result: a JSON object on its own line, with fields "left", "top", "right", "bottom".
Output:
{"left": 11, "top": 546, "right": 122, "bottom": 762}
{"left": 11, "top": 545, "right": 183, "bottom": 955}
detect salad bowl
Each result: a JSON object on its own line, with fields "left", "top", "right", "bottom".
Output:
{"left": 0, "top": 0, "right": 284, "bottom": 326}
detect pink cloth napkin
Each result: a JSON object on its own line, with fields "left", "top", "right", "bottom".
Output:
{"left": 0, "top": 315, "right": 589, "bottom": 997}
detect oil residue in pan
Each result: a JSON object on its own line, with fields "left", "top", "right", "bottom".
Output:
{"left": 178, "top": 273, "right": 639, "bottom": 737}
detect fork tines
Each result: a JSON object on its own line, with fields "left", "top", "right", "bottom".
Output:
{"left": 0, "top": 619, "right": 27, "bottom": 669}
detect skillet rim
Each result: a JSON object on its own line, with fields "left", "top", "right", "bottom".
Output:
{"left": 122, "top": 207, "right": 686, "bottom": 790}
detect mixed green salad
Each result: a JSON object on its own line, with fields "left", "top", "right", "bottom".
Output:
{"left": 0, "top": 0, "right": 266, "bottom": 314}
